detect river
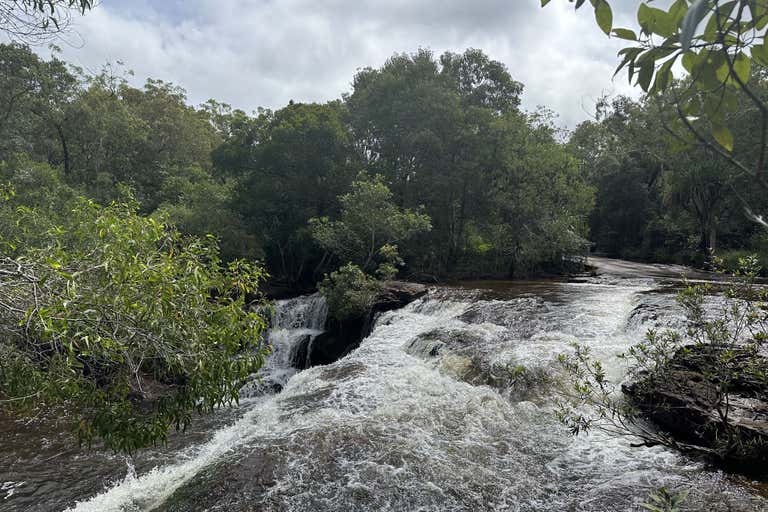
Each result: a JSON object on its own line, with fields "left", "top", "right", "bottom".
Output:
{"left": 1, "top": 258, "right": 766, "bottom": 511}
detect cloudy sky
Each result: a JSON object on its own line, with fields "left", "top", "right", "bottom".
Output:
{"left": 39, "top": 0, "right": 645, "bottom": 128}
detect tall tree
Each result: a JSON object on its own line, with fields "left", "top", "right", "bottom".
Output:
{"left": 231, "top": 101, "right": 360, "bottom": 283}
{"left": 310, "top": 173, "right": 432, "bottom": 273}
{"left": 347, "top": 49, "right": 528, "bottom": 272}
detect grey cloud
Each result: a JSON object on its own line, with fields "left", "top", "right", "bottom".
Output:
{"left": 43, "top": 0, "right": 646, "bottom": 128}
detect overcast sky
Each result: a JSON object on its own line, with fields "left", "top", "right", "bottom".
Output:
{"left": 38, "top": 0, "right": 646, "bottom": 129}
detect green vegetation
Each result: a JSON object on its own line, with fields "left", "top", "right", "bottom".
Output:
{"left": 311, "top": 174, "right": 431, "bottom": 320}
{"left": 0, "top": 43, "right": 598, "bottom": 451}
{"left": 318, "top": 263, "right": 381, "bottom": 322}
{"left": 345, "top": 49, "right": 593, "bottom": 277}
{"left": 0, "top": 170, "right": 268, "bottom": 453}
{"left": 549, "top": 0, "right": 768, "bottom": 266}
{"left": 310, "top": 173, "right": 431, "bottom": 274}
{"left": 641, "top": 487, "right": 690, "bottom": 512}
{"left": 0, "top": 43, "right": 596, "bottom": 285}
{"left": 568, "top": 94, "right": 768, "bottom": 265}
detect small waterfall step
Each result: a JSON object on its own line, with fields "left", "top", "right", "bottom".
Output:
{"left": 243, "top": 293, "right": 328, "bottom": 395}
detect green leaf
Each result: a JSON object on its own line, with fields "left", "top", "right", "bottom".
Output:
{"left": 540, "top": 0, "right": 552, "bottom": 6}
{"left": 652, "top": 56, "right": 676, "bottom": 93}
{"left": 732, "top": 52, "right": 751, "bottom": 84}
{"left": 612, "top": 28, "right": 637, "bottom": 40}
{"left": 752, "top": 43, "right": 768, "bottom": 67}
{"left": 702, "top": 2, "right": 735, "bottom": 42}
{"left": 749, "top": 1, "right": 767, "bottom": 22}
{"left": 757, "top": 13, "right": 768, "bottom": 30}
{"left": 638, "top": 4, "right": 675, "bottom": 37}
{"left": 637, "top": 3, "right": 653, "bottom": 32}
{"left": 703, "top": 9, "right": 719, "bottom": 42}
{"left": 668, "top": 0, "right": 688, "bottom": 26}
{"left": 593, "top": 0, "right": 613, "bottom": 35}
{"left": 681, "top": 0, "right": 709, "bottom": 52}
{"left": 614, "top": 47, "right": 642, "bottom": 78}
{"left": 682, "top": 52, "right": 696, "bottom": 72}
{"left": 712, "top": 125, "right": 734, "bottom": 152}
{"left": 637, "top": 58, "right": 654, "bottom": 92}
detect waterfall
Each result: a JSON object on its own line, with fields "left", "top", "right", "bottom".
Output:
{"left": 243, "top": 293, "right": 328, "bottom": 395}
{"left": 272, "top": 293, "right": 328, "bottom": 332}
{"left": 41, "top": 277, "right": 768, "bottom": 512}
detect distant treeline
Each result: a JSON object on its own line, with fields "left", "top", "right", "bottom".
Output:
{"left": 1, "top": 43, "right": 764, "bottom": 286}
{"left": 0, "top": 44, "right": 595, "bottom": 284}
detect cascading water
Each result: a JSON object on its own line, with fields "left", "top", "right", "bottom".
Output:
{"left": 3, "top": 266, "right": 767, "bottom": 511}
{"left": 243, "top": 293, "right": 328, "bottom": 395}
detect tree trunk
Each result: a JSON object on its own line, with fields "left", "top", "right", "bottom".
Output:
{"left": 54, "top": 122, "right": 71, "bottom": 176}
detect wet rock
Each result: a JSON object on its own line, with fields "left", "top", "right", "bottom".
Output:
{"left": 279, "top": 386, "right": 335, "bottom": 416}
{"left": 404, "top": 335, "right": 447, "bottom": 359}
{"left": 625, "top": 296, "right": 685, "bottom": 333}
{"left": 457, "top": 297, "right": 546, "bottom": 337}
{"left": 319, "top": 362, "right": 366, "bottom": 382}
{"left": 306, "top": 319, "right": 363, "bottom": 366}
{"left": 289, "top": 334, "right": 311, "bottom": 370}
{"left": 623, "top": 344, "right": 768, "bottom": 470}
{"left": 404, "top": 327, "right": 552, "bottom": 399}
{"left": 156, "top": 447, "right": 285, "bottom": 512}
{"left": 307, "top": 281, "right": 428, "bottom": 367}
{"left": 440, "top": 354, "right": 488, "bottom": 384}
{"left": 372, "top": 281, "right": 429, "bottom": 316}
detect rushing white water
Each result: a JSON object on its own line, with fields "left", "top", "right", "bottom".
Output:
{"left": 65, "top": 279, "right": 766, "bottom": 512}
{"left": 243, "top": 293, "right": 328, "bottom": 395}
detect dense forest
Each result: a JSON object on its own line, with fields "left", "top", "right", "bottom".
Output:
{"left": 573, "top": 92, "right": 768, "bottom": 269}
{"left": 0, "top": 44, "right": 599, "bottom": 287}
{"left": 3, "top": 42, "right": 766, "bottom": 295}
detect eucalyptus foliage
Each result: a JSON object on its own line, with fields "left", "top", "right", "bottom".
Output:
{"left": 310, "top": 173, "right": 432, "bottom": 273}
{"left": 545, "top": 0, "right": 768, "bottom": 223}
{"left": 0, "top": 190, "right": 269, "bottom": 453}
{"left": 0, "top": 0, "right": 94, "bottom": 42}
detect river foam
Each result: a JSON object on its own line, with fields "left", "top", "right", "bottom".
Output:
{"left": 66, "top": 282, "right": 767, "bottom": 511}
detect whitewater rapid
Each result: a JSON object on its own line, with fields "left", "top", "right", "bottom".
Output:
{"left": 59, "top": 278, "right": 766, "bottom": 512}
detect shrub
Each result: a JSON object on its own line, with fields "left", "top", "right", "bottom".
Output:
{"left": 555, "top": 256, "right": 768, "bottom": 463}
{"left": 318, "top": 263, "right": 381, "bottom": 322}
{"left": 0, "top": 195, "right": 269, "bottom": 453}
{"left": 715, "top": 249, "right": 766, "bottom": 275}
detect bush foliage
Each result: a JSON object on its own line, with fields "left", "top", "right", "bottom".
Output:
{"left": 0, "top": 188, "right": 269, "bottom": 453}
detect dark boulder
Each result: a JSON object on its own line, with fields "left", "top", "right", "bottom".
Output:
{"left": 622, "top": 344, "right": 768, "bottom": 471}
{"left": 371, "top": 281, "right": 429, "bottom": 316}
{"left": 306, "top": 319, "right": 365, "bottom": 367}
{"left": 307, "top": 281, "right": 428, "bottom": 367}
{"left": 289, "top": 334, "right": 312, "bottom": 370}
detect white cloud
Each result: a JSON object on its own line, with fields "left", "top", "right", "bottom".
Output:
{"left": 40, "top": 0, "right": 645, "bottom": 129}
